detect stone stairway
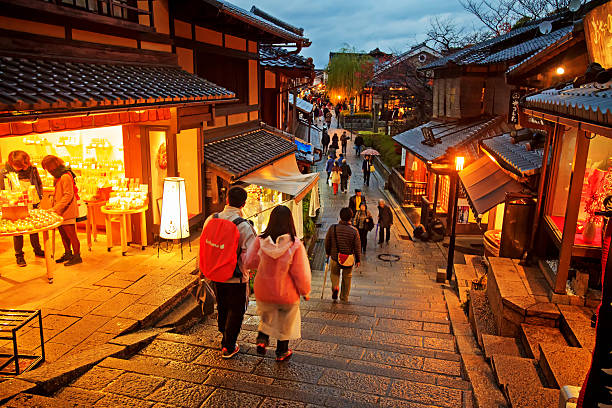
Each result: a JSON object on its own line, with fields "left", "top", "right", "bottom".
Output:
{"left": 12, "top": 258, "right": 478, "bottom": 408}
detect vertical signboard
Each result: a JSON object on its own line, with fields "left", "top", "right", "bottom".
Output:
{"left": 585, "top": 2, "right": 612, "bottom": 68}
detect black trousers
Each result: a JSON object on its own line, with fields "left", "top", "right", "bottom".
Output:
{"left": 358, "top": 228, "right": 368, "bottom": 252}
{"left": 363, "top": 171, "right": 370, "bottom": 186}
{"left": 214, "top": 282, "right": 247, "bottom": 350}
{"left": 379, "top": 225, "right": 391, "bottom": 243}
{"left": 14, "top": 233, "right": 42, "bottom": 257}
{"left": 340, "top": 177, "right": 349, "bottom": 192}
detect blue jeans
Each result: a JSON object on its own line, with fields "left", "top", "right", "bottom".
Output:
{"left": 355, "top": 145, "right": 363, "bottom": 155}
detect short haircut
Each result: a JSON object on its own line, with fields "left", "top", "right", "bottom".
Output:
{"left": 41, "top": 155, "right": 64, "bottom": 172}
{"left": 228, "top": 186, "right": 248, "bottom": 208}
{"left": 8, "top": 151, "right": 31, "bottom": 170}
{"left": 340, "top": 207, "right": 353, "bottom": 222}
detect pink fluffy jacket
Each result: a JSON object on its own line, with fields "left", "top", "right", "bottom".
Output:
{"left": 245, "top": 234, "right": 311, "bottom": 304}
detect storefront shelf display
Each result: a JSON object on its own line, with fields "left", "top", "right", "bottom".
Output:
{"left": 0, "top": 209, "right": 62, "bottom": 235}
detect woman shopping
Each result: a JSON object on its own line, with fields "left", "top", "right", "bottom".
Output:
{"left": 353, "top": 203, "right": 373, "bottom": 253}
{"left": 0, "top": 151, "right": 44, "bottom": 267}
{"left": 245, "top": 205, "right": 311, "bottom": 362}
{"left": 41, "top": 155, "right": 82, "bottom": 266}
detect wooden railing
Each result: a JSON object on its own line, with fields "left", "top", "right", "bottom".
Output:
{"left": 45, "top": 0, "right": 154, "bottom": 26}
{"left": 389, "top": 167, "right": 427, "bottom": 205}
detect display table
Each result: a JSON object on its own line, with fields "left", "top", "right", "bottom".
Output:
{"left": 100, "top": 205, "right": 147, "bottom": 255}
{"left": 0, "top": 220, "right": 62, "bottom": 284}
{"left": 84, "top": 200, "right": 106, "bottom": 251}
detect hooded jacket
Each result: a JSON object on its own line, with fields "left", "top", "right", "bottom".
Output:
{"left": 245, "top": 234, "right": 311, "bottom": 304}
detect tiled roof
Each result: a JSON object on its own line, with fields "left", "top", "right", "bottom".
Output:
{"left": 204, "top": 128, "right": 297, "bottom": 178}
{"left": 422, "top": 14, "right": 568, "bottom": 69}
{"left": 506, "top": 28, "right": 573, "bottom": 75}
{"left": 373, "top": 43, "right": 441, "bottom": 76}
{"left": 523, "top": 80, "right": 612, "bottom": 126}
{"left": 0, "top": 56, "right": 235, "bottom": 114}
{"left": 480, "top": 131, "right": 544, "bottom": 176}
{"left": 259, "top": 47, "right": 314, "bottom": 70}
{"left": 290, "top": 97, "right": 313, "bottom": 113}
{"left": 393, "top": 116, "right": 506, "bottom": 163}
{"left": 202, "top": 0, "right": 307, "bottom": 44}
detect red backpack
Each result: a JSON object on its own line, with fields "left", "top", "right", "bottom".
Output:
{"left": 199, "top": 214, "right": 247, "bottom": 282}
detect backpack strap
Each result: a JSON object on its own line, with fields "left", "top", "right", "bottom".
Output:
{"left": 231, "top": 216, "right": 248, "bottom": 282}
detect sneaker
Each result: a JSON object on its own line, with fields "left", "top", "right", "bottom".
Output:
{"left": 221, "top": 345, "right": 240, "bottom": 359}
{"left": 34, "top": 250, "right": 45, "bottom": 258}
{"left": 276, "top": 349, "right": 293, "bottom": 362}
{"left": 55, "top": 252, "right": 72, "bottom": 263}
{"left": 16, "top": 255, "right": 26, "bottom": 267}
{"left": 64, "top": 254, "right": 82, "bottom": 266}
{"left": 331, "top": 288, "right": 339, "bottom": 301}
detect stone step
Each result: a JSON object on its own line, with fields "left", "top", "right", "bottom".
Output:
{"left": 454, "top": 263, "right": 477, "bottom": 303}
{"left": 557, "top": 304, "right": 596, "bottom": 351}
{"left": 506, "top": 384, "right": 559, "bottom": 408}
{"left": 468, "top": 289, "right": 497, "bottom": 347}
{"left": 464, "top": 255, "right": 487, "bottom": 277}
{"left": 538, "top": 343, "right": 591, "bottom": 388}
{"left": 520, "top": 323, "right": 567, "bottom": 360}
{"left": 481, "top": 334, "right": 522, "bottom": 361}
{"left": 491, "top": 354, "right": 543, "bottom": 394}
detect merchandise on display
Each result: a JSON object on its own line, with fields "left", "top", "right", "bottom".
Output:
{"left": 105, "top": 183, "right": 148, "bottom": 210}
{"left": 0, "top": 209, "right": 62, "bottom": 234}
{"left": 243, "top": 185, "right": 285, "bottom": 233}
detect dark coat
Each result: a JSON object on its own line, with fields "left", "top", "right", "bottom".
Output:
{"left": 340, "top": 163, "right": 351, "bottom": 180}
{"left": 362, "top": 159, "right": 372, "bottom": 174}
{"left": 348, "top": 194, "right": 366, "bottom": 214}
{"left": 340, "top": 134, "right": 349, "bottom": 146}
{"left": 324, "top": 222, "right": 361, "bottom": 263}
{"left": 378, "top": 205, "right": 393, "bottom": 227}
{"left": 354, "top": 135, "right": 364, "bottom": 147}
{"left": 321, "top": 132, "right": 330, "bottom": 146}
{"left": 332, "top": 134, "right": 339, "bottom": 144}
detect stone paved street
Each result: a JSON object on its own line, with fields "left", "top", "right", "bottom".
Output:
{"left": 5, "top": 124, "right": 474, "bottom": 407}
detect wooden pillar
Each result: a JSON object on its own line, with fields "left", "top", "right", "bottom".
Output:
{"left": 433, "top": 174, "right": 440, "bottom": 215}
{"left": 555, "top": 130, "right": 590, "bottom": 293}
{"left": 292, "top": 91, "right": 298, "bottom": 134}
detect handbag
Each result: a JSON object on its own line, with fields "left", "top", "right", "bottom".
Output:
{"left": 195, "top": 275, "right": 216, "bottom": 316}
{"left": 370, "top": 164, "right": 375, "bottom": 173}
{"left": 366, "top": 217, "right": 375, "bottom": 232}
{"left": 334, "top": 225, "right": 355, "bottom": 267}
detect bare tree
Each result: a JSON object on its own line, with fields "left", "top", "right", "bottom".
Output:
{"left": 426, "top": 16, "right": 492, "bottom": 52}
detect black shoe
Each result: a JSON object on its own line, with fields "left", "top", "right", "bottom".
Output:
{"left": 64, "top": 254, "right": 82, "bottom": 266}
{"left": 276, "top": 349, "right": 293, "bottom": 362}
{"left": 55, "top": 252, "right": 72, "bottom": 263}
{"left": 331, "top": 289, "right": 339, "bottom": 300}
{"left": 16, "top": 255, "right": 26, "bottom": 267}
{"left": 34, "top": 250, "right": 45, "bottom": 258}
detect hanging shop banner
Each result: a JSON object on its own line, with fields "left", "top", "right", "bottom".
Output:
{"left": 585, "top": 1, "right": 612, "bottom": 68}
{"left": 508, "top": 90, "right": 525, "bottom": 124}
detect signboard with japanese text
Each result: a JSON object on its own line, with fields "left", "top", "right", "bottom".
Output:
{"left": 585, "top": 1, "right": 612, "bottom": 68}
{"left": 508, "top": 90, "right": 525, "bottom": 124}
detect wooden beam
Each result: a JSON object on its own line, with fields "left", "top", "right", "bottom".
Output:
{"left": 215, "top": 103, "right": 259, "bottom": 117}
{"left": 174, "top": 37, "right": 258, "bottom": 60}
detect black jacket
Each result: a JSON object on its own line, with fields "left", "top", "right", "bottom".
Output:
{"left": 362, "top": 159, "right": 372, "bottom": 174}
{"left": 354, "top": 135, "right": 364, "bottom": 147}
{"left": 340, "top": 163, "right": 352, "bottom": 179}
{"left": 325, "top": 222, "right": 361, "bottom": 263}
{"left": 321, "top": 132, "right": 330, "bottom": 146}
{"left": 378, "top": 205, "right": 393, "bottom": 227}
{"left": 348, "top": 194, "right": 366, "bottom": 214}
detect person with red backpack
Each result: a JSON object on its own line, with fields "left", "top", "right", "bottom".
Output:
{"left": 41, "top": 155, "right": 82, "bottom": 266}
{"left": 199, "top": 186, "right": 256, "bottom": 359}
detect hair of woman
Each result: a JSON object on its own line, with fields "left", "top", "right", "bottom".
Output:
{"left": 8, "top": 150, "right": 31, "bottom": 170}
{"left": 260, "top": 205, "right": 296, "bottom": 242}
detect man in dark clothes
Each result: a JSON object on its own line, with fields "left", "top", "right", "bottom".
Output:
{"left": 321, "top": 130, "right": 330, "bottom": 155}
{"left": 377, "top": 199, "right": 393, "bottom": 244}
{"left": 348, "top": 189, "right": 366, "bottom": 214}
{"left": 340, "top": 131, "right": 349, "bottom": 155}
{"left": 325, "top": 207, "right": 361, "bottom": 302}
{"left": 362, "top": 156, "right": 372, "bottom": 186}
{"left": 340, "top": 159, "right": 351, "bottom": 193}
{"left": 335, "top": 104, "right": 341, "bottom": 127}
{"left": 354, "top": 134, "right": 364, "bottom": 156}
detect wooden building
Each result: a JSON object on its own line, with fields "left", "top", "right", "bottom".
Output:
{"left": 392, "top": 13, "right": 575, "bottom": 234}
{"left": 0, "top": 0, "right": 315, "bottom": 243}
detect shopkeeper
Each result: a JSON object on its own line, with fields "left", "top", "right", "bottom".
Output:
{"left": 0, "top": 151, "right": 44, "bottom": 267}
{"left": 41, "top": 155, "right": 82, "bottom": 266}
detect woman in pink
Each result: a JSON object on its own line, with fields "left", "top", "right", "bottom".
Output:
{"left": 245, "top": 205, "right": 311, "bottom": 361}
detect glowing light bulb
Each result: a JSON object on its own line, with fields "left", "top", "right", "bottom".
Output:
{"left": 556, "top": 67, "right": 565, "bottom": 75}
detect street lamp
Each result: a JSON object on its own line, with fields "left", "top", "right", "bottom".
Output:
{"left": 446, "top": 156, "right": 464, "bottom": 281}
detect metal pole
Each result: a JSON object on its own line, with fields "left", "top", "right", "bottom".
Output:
{"left": 446, "top": 172, "right": 459, "bottom": 281}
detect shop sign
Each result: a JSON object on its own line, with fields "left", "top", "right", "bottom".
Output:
{"left": 585, "top": 1, "right": 612, "bottom": 68}
{"left": 508, "top": 90, "right": 525, "bottom": 124}
{"left": 401, "top": 149, "right": 406, "bottom": 166}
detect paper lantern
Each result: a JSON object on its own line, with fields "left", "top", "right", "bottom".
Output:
{"left": 159, "top": 177, "right": 190, "bottom": 240}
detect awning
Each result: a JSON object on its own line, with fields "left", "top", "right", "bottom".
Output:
{"left": 459, "top": 156, "right": 524, "bottom": 216}
{"left": 241, "top": 154, "right": 319, "bottom": 202}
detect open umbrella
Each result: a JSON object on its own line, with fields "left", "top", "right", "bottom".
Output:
{"left": 361, "top": 149, "right": 380, "bottom": 156}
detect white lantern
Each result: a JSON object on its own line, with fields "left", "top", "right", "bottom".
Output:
{"left": 159, "top": 177, "right": 190, "bottom": 240}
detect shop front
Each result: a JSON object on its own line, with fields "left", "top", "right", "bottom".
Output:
{"left": 203, "top": 125, "right": 319, "bottom": 239}
{"left": 0, "top": 56, "right": 236, "bottom": 261}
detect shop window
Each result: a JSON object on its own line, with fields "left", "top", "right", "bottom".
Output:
{"left": 438, "top": 175, "right": 450, "bottom": 212}
{"left": 148, "top": 129, "right": 167, "bottom": 225}
{"left": 196, "top": 52, "right": 248, "bottom": 104}
{"left": 0, "top": 126, "right": 125, "bottom": 200}
{"left": 547, "top": 127, "right": 577, "bottom": 233}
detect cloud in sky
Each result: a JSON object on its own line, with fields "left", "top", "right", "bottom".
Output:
{"left": 229, "top": 0, "right": 483, "bottom": 68}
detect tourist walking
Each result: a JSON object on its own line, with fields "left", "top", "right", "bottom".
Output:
{"left": 348, "top": 189, "right": 366, "bottom": 215}
{"left": 244, "top": 205, "right": 311, "bottom": 362}
{"left": 314, "top": 105, "right": 320, "bottom": 124}
{"left": 334, "top": 104, "right": 341, "bottom": 127}
{"left": 321, "top": 129, "right": 330, "bottom": 155}
{"left": 325, "top": 155, "right": 335, "bottom": 182}
{"left": 330, "top": 164, "right": 341, "bottom": 195}
{"left": 324, "top": 208, "right": 361, "bottom": 302}
{"left": 354, "top": 134, "right": 364, "bottom": 156}
{"left": 362, "top": 155, "right": 373, "bottom": 187}
{"left": 353, "top": 203, "right": 373, "bottom": 253}
{"left": 328, "top": 136, "right": 339, "bottom": 159}
{"left": 340, "top": 159, "right": 351, "bottom": 194}
{"left": 41, "top": 155, "right": 82, "bottom": 266}
{"left": 325, "top": 110, "right": 332, "bottom": 128}
{"left": 377, "top": 199, "right": 393, "bottom": 245}
{"left": 340, "top": 131, "right": 349, "bottom": 155}
{"left": 199, "top": 186, "right": 256, "bottom": 359}
{"left": 0, "top": 151, "right": 44, "bottom": 267}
